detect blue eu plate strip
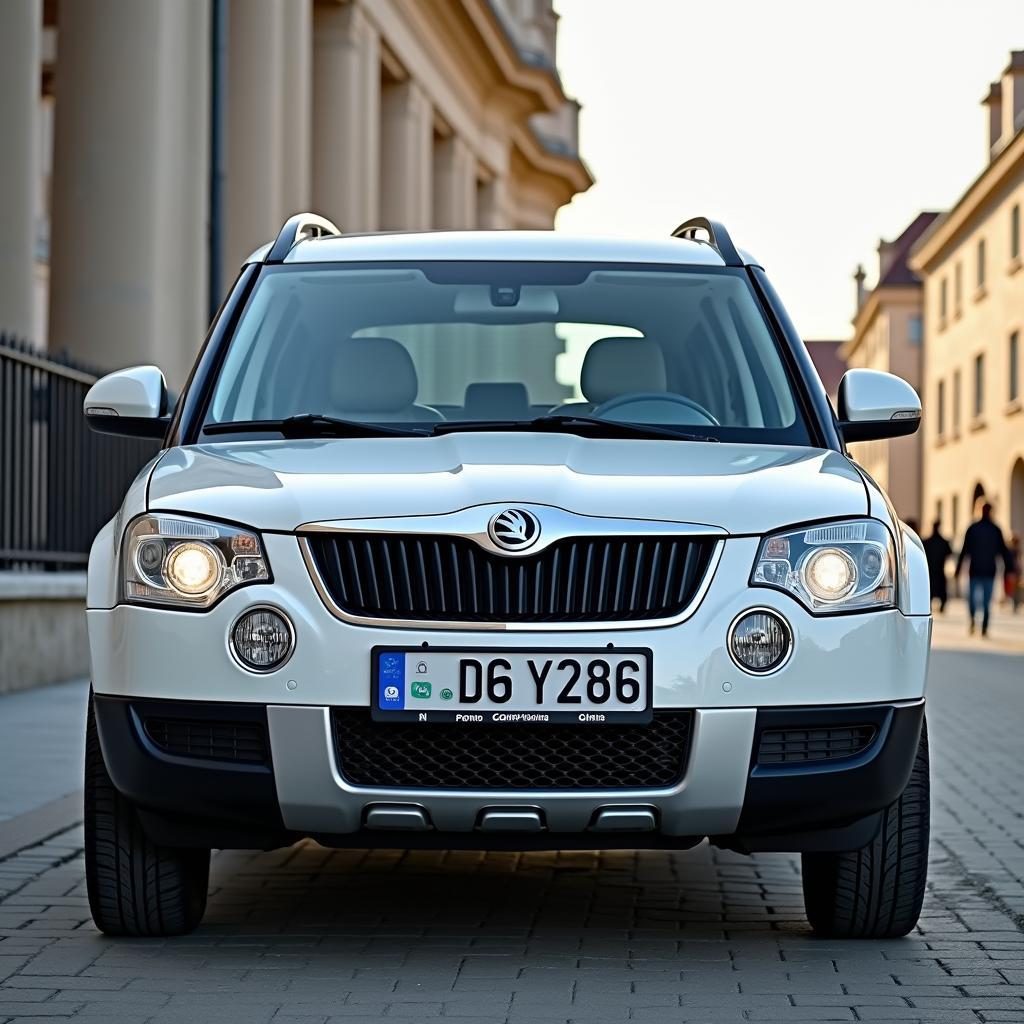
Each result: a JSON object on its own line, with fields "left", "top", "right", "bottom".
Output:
{"left": 378, "top": 652, "right": 405, "bottom": 710}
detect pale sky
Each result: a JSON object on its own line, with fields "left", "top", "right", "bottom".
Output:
{"left": 552, "top": 0, "right": 1022, "bottom": 339}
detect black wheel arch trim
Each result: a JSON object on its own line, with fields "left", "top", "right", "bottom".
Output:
{"left": 91, "top": 694, "right": 285, "bottom": 832}
{"left": 730, "top": 700, "right": 925, "bottom": 841}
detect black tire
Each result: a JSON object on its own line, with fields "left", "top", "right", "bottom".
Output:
{"left": 801, "top": 719, "right": 930, "bottom": 939}
{"left": 84, "top": 692, "right": 210, "bottom": 936}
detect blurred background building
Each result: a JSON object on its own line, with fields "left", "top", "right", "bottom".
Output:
{"left": 0, "top": 0, "right": 590, "bottom": 691}
{"left": 911, "top": 51, "right": 1024, "bottom": 546}
{"left": 842, "top": 212, "right": 938, "bottom": 526}
{"left": 0, "top": 0, "right": 591, "bottom": 387}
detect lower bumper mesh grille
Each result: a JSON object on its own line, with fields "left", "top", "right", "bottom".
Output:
{"left": 757, "top": 724, "right": 877, "bottom": 765}
{"left": 331, "top": 708, "right": 693, "bottom": 790}
{"left": 143, "top": 717, "right": 269, "bottom": 765}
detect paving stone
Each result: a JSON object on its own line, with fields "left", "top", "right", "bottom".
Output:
{"left": 0, "top": 651, "right": 1021, "bottom": 1022}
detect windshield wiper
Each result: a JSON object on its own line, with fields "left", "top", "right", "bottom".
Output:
{"left": 203, "top": 414, "right": 428, "bottom": 439}
{"left": 431, "top": 414, "right": 719, "bottom": 443}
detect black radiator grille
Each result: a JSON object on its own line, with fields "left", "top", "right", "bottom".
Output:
{"left": 306, "top": 532, "right": 716, "bottom": 622}
{"left": 143, "top": 717, "right": 269, "bottom": 765}
{"left": 757, "top": 725, "right": 877, "bottom": 766}
{"left": 331, "top": 708, "right": 693, "bottom": 790}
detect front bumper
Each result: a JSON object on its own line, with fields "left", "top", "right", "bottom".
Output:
{"left": 93, "top": 694, "right": 925, "bottom": 852}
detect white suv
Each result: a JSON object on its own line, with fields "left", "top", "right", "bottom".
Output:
{"left": 83, "top": 215, "right": 932, "bottom": 939}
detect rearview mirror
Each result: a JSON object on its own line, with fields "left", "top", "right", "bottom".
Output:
{"left": 84, "top": 365, "right": 169, "bottom": 439}
{"left": 837, "top": 368, "right": 921, "bottom": 443}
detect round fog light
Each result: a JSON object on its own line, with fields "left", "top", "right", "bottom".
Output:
{"left": 231, "top": 607, "right": 294, "bottom": 672}
{"left": 729, "top": 609, "right": 792, "bottom": 674}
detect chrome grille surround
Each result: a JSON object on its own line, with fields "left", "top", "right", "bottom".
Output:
{"left": 298, "top": 503, "right": 725, "bottom": 631}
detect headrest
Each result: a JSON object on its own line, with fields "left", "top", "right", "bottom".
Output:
{"left": 328, "top": 337, "right": 418, "bottom": 412}
{"left": 580, "top": 337, "right": 667, "bottom": 404}
{"left": 463, "top": 382, "right": 531, "bottom": 420}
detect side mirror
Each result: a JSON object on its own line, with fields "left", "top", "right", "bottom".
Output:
{"left": 84, "top": 365, "right": 169, "bottom": 439}
{"left": 837, "top": 368, "right": 921, "bottom": 443}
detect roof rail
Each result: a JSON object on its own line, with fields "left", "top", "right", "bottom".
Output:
{"left": 671, "top": 216, "right": 743, "bottom": 267}
{"left": 265, "top": 213, "right": 342, "bottom": 264}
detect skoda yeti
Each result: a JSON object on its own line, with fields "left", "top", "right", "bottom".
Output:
{"left": 83, "top": 215, "right": 931, "bottom": 938}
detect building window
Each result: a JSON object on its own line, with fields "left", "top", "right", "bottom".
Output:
{"left": 953, "top": 369, "right": 961, "bottom": 433}
{"left": 954, "top": 262, "right": 962, "bottom": 314}
{"left": 937, "top": 379, "right": 946, "bottom": 436}
{"left": 908, "top": 315, "right": 922, "bottom": 345}
{"left": 974, "top": 353, "right": 985, "bottom": 417}
{"left": 939, "top": 278, "right": 947, "bottom": 323}
{"left": 1011, "top": 331, "right": 1020, "bottom": 403}
{"left": 952, "top": 494, "right": 959, "bottom": 538}
{"left": 977, "top": 238, "right": 986, "bottom": 288}
{"left": 1012, "top": 204, "right": 1021, "bottom": 261}
{"left": 935, "top": 499, "right": 943, "bottom": 529}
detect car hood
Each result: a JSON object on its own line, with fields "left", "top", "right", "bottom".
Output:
{"left": 147, "top": 434, "right": 867, "bottom": 535}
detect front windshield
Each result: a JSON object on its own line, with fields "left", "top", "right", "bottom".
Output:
{"left": 204, "top": 261, "right": 809, "bottom": 444}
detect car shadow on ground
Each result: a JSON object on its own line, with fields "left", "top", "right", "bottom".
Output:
{"left": 195, "top": 840, "right": 814, "bottom": 943}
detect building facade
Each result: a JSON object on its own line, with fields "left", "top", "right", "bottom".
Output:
{"left": 912, "top": 52, "right": 1024, "bottom": 547}
{"left": 842, "top": 213, "right": 938, "bottom": 526}
{"left": 804, "top": 340, "right": 845, "bottom": 408}
{"left": 0, "top": 0, "right": 591, "bottom": 387}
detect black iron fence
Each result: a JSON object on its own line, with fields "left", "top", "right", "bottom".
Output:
{"left": 0, "top": 334, "right": 160, "bottom": 571}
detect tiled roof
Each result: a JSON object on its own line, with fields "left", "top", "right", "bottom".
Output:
{"left": 877, "top": 212, "right": 942, "bottom": 288}
{"left": 805, "top": 340, "right": 845, "bottom": 397}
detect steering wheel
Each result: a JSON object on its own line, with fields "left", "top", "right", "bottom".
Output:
{"left": 591, "top": 392, "right": 720, "bottom": 427}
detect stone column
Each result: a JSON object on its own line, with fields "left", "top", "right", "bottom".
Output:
{"left": 0, "top": 0, "right": 41, "bottom": 341}
{"left": 477, "top": 175, "right": 510, "bottom": 229}
{"left": 279, "top": 0, "right": 312, "bottom": 216}
{"left": 226, "top": 0, "right": 284, "bottom": 280}
{"left": 48, "top": 0, "right": 209, "bottom": 388}
{"left": 380, "top": 79, "right": 433, "bottom": 230}
{"left": 432, "top": 135, "right": 476, "bottom": 230}
{"left": 312, "top": 3, "right": 380, "bottom": 232}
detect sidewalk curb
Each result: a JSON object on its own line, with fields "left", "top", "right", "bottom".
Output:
{"left": 0, "top": 790, "right": 82, "bottom": 861}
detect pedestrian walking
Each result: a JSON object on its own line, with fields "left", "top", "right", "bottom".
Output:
{"left": 1005, "top": 533, "right": 1022, "bottom": 613}
{"left": 955, "top": 502, "right": 1012, "bottom": 636}
{"left": 922, "top": 520, "right": 953, "bottom": 613}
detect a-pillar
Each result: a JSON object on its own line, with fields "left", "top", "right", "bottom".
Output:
{"left": 48, "top": 0, "right": 209, "bottom": 387}
{"left": 312, "top": 2, "right": 380, "bottom": 232}
{"left": 380, "top": 79, "right": 433, "bottom": 230}
{"left": 432, "top": 135, "right": 476, "bottom": 229}
{"left": 0, "top": 0, "right": 41, "bottom": 341}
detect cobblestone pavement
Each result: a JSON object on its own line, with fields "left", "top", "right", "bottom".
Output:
{"left": 0, "top": 649, "right": 1021, "bottom": 1024}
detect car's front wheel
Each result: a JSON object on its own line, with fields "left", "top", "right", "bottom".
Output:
{"left": 801, "top": 719, "right": 930, "bottom": 939}
{"left": 84, "top": 692, "right": 210, "bottom": 936}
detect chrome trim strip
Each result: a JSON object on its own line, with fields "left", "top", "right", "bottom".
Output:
{"left": 297, "top": 502, "right": 725, "bottom": 558}
{"left": 298, "top": 533, "right": 725, "bottom": 633}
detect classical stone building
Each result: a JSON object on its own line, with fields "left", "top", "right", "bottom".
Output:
{"left": 0, "top": 0, "right": 591, "bottom": 386}
{"left": 911, "top": 51, "right": 1024, "bottom": 546}
{"left": 842, "top": 212, "right": 939, "bottom": 526}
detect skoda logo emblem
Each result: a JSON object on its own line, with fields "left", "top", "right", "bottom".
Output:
{"left": 488, "top": 508, "right": 541, "bottom": 553}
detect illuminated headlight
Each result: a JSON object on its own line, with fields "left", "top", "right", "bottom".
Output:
{"left": 230, "top": 607, "right": 294, "bottom": 672}
{"left": 164, "top": 542, "right": 222, "bottom": 596}
{"left": 751, "top": 519, "right": 895, "bottom": 613}
{"left": 122, "top": 514, "right": 269, "bottom": 609}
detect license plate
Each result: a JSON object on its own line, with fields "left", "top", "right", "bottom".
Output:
{"left": 371, "top": 647, "right": 652, "bottom": 724}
